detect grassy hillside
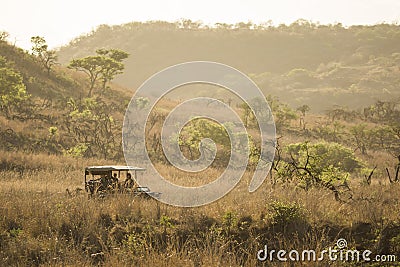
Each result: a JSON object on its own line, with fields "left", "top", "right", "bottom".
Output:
{"left": 0, "top": 41, "right": 84, "bottom": 100}
{"left": 0, "top": 25, "right": 400, "bottom": 266}
{"left": 0, "top": 41, "right": 131, "bottom": 159}
{"left": 57, "top": 21, "right": 400, "bottom": 111}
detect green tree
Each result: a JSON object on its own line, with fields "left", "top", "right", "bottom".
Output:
{"left": 350, "top": 124, "right": 370, "bottom": 155}
{"left": 239, "top": 102, "right": 253, "bottom": 128}
{"left": 266, "top": 95, "right": 297, "bottom": 131}
{"left": 297, "top": 104, "right": 310, "bottom": 130}
{"left": 215, "top": 22, "right": 232, "bottom": 30}
{"left": 370, "top": 125, "right": 396, "bottom": 150}
{"left": 282, "top": 141, "right": 363, "bottom": 200}
{"left": 178, "top": 19, "right": 202, "bottom": 29}
{"left": 313, "top": 121, "right": 344, "bottom": 143}
{"left": 174, "top": 118, "right": 259, "bottom": 166}
{"left": 65, "top": 97, "right": 117, "bottom": 159}
{"left": 68, "top": 48, "right": 128, "bottom": 97}
{"left": 0, "top": 56, "right": 30, "bottom": 118}
{"left": 0, "top": 31, "right": 9, "bottom": 42}
{"left": 95, "top": 48, "right": 129, "bottom": 91}
{"left": 275, "top": 105, "right": 298, "bottom": 131}
{"left": 364, "top": 100, "right": 400, "bottom": 159}
{"left": 68, "top": 56, "right": 106, "bottom": 97}
{"left": 178, "top": 118, "right": 230, "bottom": 161}
{"left": 31, "top": 36, "right": 58, "bottom": 75}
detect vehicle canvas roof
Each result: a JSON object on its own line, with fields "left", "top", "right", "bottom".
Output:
{"left": 85, "top": 165, "right": 146, "bottom": 172}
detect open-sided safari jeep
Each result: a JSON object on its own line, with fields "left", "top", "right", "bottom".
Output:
{"left": 84, "top": 165, "right": 160, "bottom": 198}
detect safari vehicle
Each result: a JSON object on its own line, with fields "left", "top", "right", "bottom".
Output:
{"left": 84, "top": 165, "right": 160, "bottom": 198}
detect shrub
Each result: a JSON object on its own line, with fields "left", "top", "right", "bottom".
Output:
{"left": 266, "top": 201, "right": 309, "bottom": 235}
{"left": 64, "top": 143, "right": 89, "bottom": 158}
{"left": 286, "top": 141, "right": 364, "bottom": 173}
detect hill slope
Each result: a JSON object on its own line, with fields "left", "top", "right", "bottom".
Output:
{"left": 0, "top": 41, "right": 85, "bottom": 100}
{"left": 0, "top": 41, "right": 130, "bottom": 159}
{"left": 57, "top": 21, "right": 400, "bottom": 111}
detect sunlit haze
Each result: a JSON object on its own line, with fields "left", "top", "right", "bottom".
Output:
{"left": 2, "top": 0, "right": 400, "bottom": 50}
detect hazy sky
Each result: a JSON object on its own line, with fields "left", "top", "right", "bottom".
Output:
{"left": 2, "top": 0, "right": 400, "bottom": 50}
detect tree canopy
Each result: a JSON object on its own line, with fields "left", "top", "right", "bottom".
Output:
{"left": 31, "top": 36, "right": 58, "bottom": 74}
{"left": 68, "top": 48, "right": 129, "bottom": 97}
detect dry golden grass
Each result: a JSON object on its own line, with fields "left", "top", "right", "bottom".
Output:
{"left": 1, "top": 99, "right": 400, "bottom": 266}
{"left": 1, "top": 149, "right": 400, "bottom": 266}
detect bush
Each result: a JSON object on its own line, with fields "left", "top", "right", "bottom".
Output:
{"left": 267, "top": 201, "right": 306, "bottom": 226}
{"left": 286, "top": 141, "right": 364, "bottom": 173}
{"left": 266, "top": 201, "right": 309, "bottom": 235}
{"left": 64, "top": 143, "right": 89, "bottom": 158}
